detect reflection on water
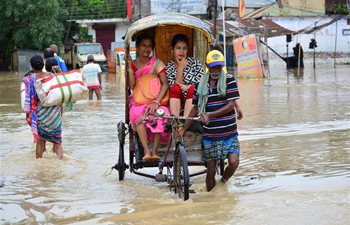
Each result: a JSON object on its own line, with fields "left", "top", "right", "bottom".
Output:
{"left": 1, "top": 64, "right": 350, "bottom": 224}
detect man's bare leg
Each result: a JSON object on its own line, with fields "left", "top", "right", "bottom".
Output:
{"left": 206, "top": 160, "right": 217, "bottom": 191}
{"left": 95, "top": 89, "right": 102, "bottom": 100}
{"left": 222, "top": 153, "right": 239, "bottom": 182}
{"left": 88, "top": 90, "right": 93, "bottom": 100}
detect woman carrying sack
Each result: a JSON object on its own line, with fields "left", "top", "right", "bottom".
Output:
{"left": 126, "top": 33, "right": 170, "bottom": 162}
{"left": 22, "top": 55, "right": 64, "bottom": 159}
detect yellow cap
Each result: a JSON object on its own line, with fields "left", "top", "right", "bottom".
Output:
{"left": 206, "top": 50, "right": 225, "bottom": 67}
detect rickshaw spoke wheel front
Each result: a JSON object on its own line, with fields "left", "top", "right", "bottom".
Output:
{"left": 173, "top": 144, "right": 190, "bottom": 201}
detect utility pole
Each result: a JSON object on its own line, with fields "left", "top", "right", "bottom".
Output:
{"left": 313, "top": 22, "right": 316, "bottom": 69}
{"left": 334, "top": 20, "right": 338, "bottom": 68}
{"left": 264, "top": 26, "right": 270, "bottom": 78}
{"left": 222, "top": 0, "right": 226, "bottom": 64}
{"left": 213, "top": 0, "right": 217, "bottom": 38}
{"left": 139, "top": 0, "right": 142, "bottom": 19}
{"left": 238, "top": 0, "right": 241, "bottom": 37}
{"left": 297, "top": 43, "right": 301, "bottom": 77}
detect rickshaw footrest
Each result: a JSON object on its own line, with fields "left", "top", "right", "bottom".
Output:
{"left": 155, "top": 174, "right": 167, "bottom": 182}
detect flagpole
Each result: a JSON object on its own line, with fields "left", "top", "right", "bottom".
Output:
{"left": 222, "top": 0, "right": 226, "bottom": 66}
{"left": 127, "top": 0, "right": 132, "bottom": 21}
{"left": 238, "top": 0, "right": 241, "bottom": 37}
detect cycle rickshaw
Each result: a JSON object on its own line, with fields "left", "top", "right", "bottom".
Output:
{"left": 112, "top": 13, "right": 222, "bottom": 200}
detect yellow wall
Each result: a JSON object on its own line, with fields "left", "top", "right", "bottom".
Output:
{"left": 266, "top": 0, "right": 325, "bottom": 16}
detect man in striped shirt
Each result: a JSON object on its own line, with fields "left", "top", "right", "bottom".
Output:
{"left": 184, "top": 50, "right": 243, "bottom": 191}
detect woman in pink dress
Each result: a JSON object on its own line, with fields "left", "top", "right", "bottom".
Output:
{"left": 127, "top": 33, "right": 170, "bottom": 161}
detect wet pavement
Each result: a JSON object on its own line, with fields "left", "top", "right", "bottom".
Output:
{"left": 0, "top": 61, "right": 349, "bottom": 225}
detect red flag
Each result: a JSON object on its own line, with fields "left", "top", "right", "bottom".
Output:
{"left": 127, "top": 0, "right": 132, "bottom": 21}
{"left": 239, "top": 0, "right": 246, "bottom": 17}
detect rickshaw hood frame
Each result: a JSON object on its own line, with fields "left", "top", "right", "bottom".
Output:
{"left": 124, "top": 13, "right": 215, "bottom": 48}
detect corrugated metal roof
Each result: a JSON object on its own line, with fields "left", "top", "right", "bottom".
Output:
{"left": 241, "top": 19, "right": 294, "bottom": 36}
{"left": 207, "top": 19, "right": 293, "bottom": 38}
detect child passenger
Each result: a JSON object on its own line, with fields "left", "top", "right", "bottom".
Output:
{"left": 183, "top": 50, "right": 243, "bottom": 191}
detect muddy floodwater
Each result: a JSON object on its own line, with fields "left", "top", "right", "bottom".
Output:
{"left": 1, "top": 61, "right": 349, "bottom": 225}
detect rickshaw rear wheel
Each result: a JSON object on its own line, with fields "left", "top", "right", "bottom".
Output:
{"left": 118, "top": 143, "right": 125, "bottom": 180}
{"left": 117, "top": 121, "right": 126, "bottom": 181}
{"left": 173, "top": 143, "right": 190, "bottom": 201}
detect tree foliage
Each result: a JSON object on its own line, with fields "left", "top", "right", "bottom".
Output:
{"left": 0, "top": 0, "right": 127, "bottom": 70}
{"left": 0, "top": 0, "right": 68, "bottom": 51}
{"left": 0, "top": 0, "right": 126, "bottom": 51}
{"left": 68, "top": 0, "right": 126, "bottom": 20}
{"left": 331, "top": 4, "right": 349, "bottom": 15}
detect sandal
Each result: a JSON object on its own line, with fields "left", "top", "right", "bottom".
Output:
{"left": 142, "top": 154, "right": 152, "bottom": 161}
{"left": 151, "top": 154, "right": 161, "bottom": 162}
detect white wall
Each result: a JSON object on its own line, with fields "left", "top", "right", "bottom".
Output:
{"left": 86, "top": 22, "right": 128, "bottom": 51}
{"left": 87, "top": 24, "right": 96, "bottom": 42}
{"left": 268, "top": 17, "right": 350, "bottom": 56}
{"left": 115, "top": 23, "right": 129, "bottom": 42}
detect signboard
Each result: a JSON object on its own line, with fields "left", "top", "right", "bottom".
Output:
{"left": 151, "top": 0, "right": 207, "bottom": 15}
{"left": 233, "top": 34, "right": 263, "bottom": 78}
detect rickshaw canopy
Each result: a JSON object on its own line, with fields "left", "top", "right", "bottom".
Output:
{"left": 124, "top": 12, "right": 215, "bottom": 48}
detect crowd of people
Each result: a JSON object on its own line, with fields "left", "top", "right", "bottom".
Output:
{"left": 22, "top": 33, "right": 243, "bottom": 191}
{"left": 21, "top": 44, "right": 103, "bottom": 159}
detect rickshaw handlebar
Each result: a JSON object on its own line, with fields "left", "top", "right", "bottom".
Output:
{"left": 162, "top": 115, "right": 203, "bottom": 121}
{"left": 145, "top": 113, "right": 203, "bottom": 121}
{"left": 137, "top": 109, "right": 204, "bottom": 126}
{"left": 150, "top": 109, "right": 203, "bottom": 121}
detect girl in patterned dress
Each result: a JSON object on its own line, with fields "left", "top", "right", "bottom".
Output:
{"left": 165, "top": 34, "right": 205, "bottom": 117}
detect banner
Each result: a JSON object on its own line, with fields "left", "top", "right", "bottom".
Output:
{"left": 151, "top": 0, "right": 207, "bottom": 15}
{"left": 233, "top": 34, "right": 263, "bottom": 78}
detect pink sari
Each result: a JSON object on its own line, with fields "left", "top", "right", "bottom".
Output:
{"left": 129, "top": 57, "right": 170, "bottom": 143}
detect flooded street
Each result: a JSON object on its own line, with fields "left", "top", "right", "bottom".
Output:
{"left": 1, "top": 61, "right": 349, "bottom": 225}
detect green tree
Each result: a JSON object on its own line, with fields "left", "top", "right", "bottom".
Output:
{"left": 68, "top": 0, "right": 126, "bottom": 20}
{"left": 0, "top": 0, "right": 68, "bottom": 69}
{"left": 0, "top": 0, "right": 127, "bottom": 70}
{"left": 331, "top": 4, "right": 349, "bottom": 15}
